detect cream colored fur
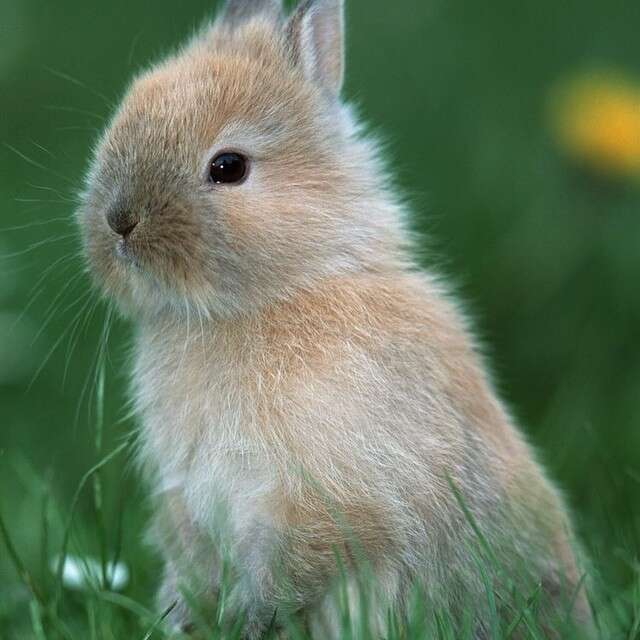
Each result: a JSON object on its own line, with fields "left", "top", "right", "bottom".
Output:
{"left": 78, "top": 0, "right": 591, "bottom": 637}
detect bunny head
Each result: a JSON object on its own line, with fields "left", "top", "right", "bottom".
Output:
{"left": 79, "top": 0, "right": 406, "bottom": 318}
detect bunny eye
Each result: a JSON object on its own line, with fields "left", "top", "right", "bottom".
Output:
{"left": 209, "top": 152, "right": 248, "bottom": 185}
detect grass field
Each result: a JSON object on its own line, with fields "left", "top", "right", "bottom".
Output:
{"left": 1, "top": 0, "right": 640, "bottom": 637}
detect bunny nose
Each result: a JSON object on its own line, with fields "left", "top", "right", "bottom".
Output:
{"left": 107, "top": 208, "right": 139, "bottom": 238}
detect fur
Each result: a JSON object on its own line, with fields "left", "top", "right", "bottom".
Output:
{"left": 78, "top": 1, "right": 591, "bottom": 637}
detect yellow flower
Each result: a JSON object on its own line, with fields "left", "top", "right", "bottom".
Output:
{"left": 550, "top": 71, "right": 640, "bottom": 179}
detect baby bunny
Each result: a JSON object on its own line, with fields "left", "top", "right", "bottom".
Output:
{"left": 79, "top": 0, "right": 591, "bottom": 636}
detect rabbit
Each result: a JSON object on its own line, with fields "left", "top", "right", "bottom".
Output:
{"left": 78, "top": 0, "right": 592, "bottom": 637}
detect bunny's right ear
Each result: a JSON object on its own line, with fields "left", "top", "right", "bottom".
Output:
{"left": 285, "top": 0, "right": 345, "bottom": 98}
{"left": 218, "top": 0, "right": 284, "bottom": 26}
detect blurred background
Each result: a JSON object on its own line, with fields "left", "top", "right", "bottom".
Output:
{"left": 1, "top": 0, "right": 639, "bottom": 635}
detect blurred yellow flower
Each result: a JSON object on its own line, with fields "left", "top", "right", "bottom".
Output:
{"left": 550, "top": 71, "right": 640, "bottom": 179}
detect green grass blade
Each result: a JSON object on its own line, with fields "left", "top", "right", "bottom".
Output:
{"left": 54, "top": 441, "right": 130, "bottom": 603}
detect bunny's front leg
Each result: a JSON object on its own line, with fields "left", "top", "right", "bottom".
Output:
{"left": 157, "top": 563, "right": 198, "bottom": 634}
{"left": 221, "top": 522, "right": 291, "bottom": 639}
{"left": 151, "top": 491, "right": 221, "bottom": 635}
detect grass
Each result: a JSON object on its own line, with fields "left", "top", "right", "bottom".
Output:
{"left": 1, "top": 415, "right": 639, "bottom": 639}
{"left": 1, "top": 0, "right": 640, "bottom": 637}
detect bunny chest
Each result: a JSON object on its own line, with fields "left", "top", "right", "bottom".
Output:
{"left": 134, "top": 331, "right": 280, "bottom": 540}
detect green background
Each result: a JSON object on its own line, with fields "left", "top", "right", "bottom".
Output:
{"left": 1, "top": 0, "right": 639, "bottom": 636}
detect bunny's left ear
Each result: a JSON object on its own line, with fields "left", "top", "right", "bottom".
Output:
{"left": 218, "top": 0, "right": 284, "bottom": 26}
{"left": 286, "top": 0, "right": 345, "bottom": 98}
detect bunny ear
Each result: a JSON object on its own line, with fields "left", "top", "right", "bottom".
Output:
{"left": 285, "top": 0, "right": 345, "bottom": 98}
{"left": 218, "top": 0, "right": 283, "bottom": 26}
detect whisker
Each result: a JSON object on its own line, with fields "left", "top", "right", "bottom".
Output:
{"left": 103, "top": 302, "right": 119, "bottom": 371}
{"left": 44, "top": 66, "right": 115, "bottom": 110}
{"left": 44, "top": 105, "right": 106, "bottom": 122}
{"left": 14, "top": 197, "right": 75, "bottom": 206}
{"left": 11, "top": 255, "right": 79, "bottom": 332}
{"left": 93, "top": 305, "right": 114, "bottom": 393}
{"left": 65, "top": 293, "right": 103, "bottom": 387}
{"left": 26, "top": 287, "right": 92, "bottom": 393}
{"left": 3, "top": 143, "right": 77, "bottom": 188}
{"left": 31, "top": 270, "right": 87, "bottom": 346}
{"left": 75, "top": 302, "right": 114, "bottom": 431}
{"left": 127, "top": 31, "right": 144, "bottom": 67}
{"left": 76, "top": 291, "right": 103, "bottom": 346}
{"left": 114, "top": 405, "right": 137, "bottom": 428}
{"left": 55, "top": 126, "right": 102, "bottom": 134}
{"left": 0, "top": 217, "right": 73, "bottom": 232}
{"left": 26, "top": 182, "right": 79, "bottom": 202}
{"left": 29, "top": 140, "right": 57, "bottom": 161}
{"left": 3, "top": 202, "right": 55, "bottom": 219}
{"left": 73, "top": 298, "right": 105, "bottom": 423}
{"left": 29, "top": 253, "right": 80, "bottom": 296}
{"left": 0, "top": 234, "right": 77, "bottom": 260}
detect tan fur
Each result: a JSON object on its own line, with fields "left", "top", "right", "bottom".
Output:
{"left": 78, "top": 1, "right": 590, "bottom": 637}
